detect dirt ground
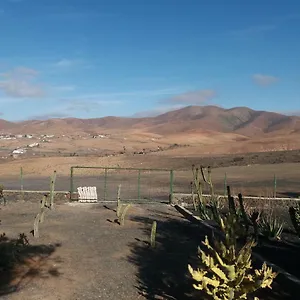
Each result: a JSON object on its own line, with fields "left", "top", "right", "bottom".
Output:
{"left": 0, "top": 149, "right": 299, "bottom": 201}
{"left": 0, "top": 199, "right": 296, "bottom": 300}
{"left": 0, "top": 200, "right": 189, "bottom": 300}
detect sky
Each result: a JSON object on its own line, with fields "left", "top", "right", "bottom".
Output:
{"left": 0, "top": 0, "right": 299, "bottom": 121}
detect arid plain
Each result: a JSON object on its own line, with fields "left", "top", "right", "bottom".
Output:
{"left": 0, "top": 105, "right": 300, "bottom": 196}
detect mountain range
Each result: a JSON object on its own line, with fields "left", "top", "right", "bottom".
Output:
{"left": 1, "top": 105, "right": 300, "bottom": 137}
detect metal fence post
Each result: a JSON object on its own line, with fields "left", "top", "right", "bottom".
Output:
{"left": 169, "top": 170, "right": 174, "bottom": 204}
{"left": 137, "top": 169, "right": 141, "bottom": 201}
{"left": 70, "top": 167, "right": 74, "bottom": 200}
{"left": 224, "top": 172, "right": 227, "bottom": 196}
{"left": 104, "top": 168, "right": 108, "bottom": 201}
{"left": 20, "top": 167, "right": 24, "bottom": 200}
{"left": 273, "top": 174, "right": 277, "bottom": 198}
{"left": 20, "top": 166, "right": 24, "bottom": 190}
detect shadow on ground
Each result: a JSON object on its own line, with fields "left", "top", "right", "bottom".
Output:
{"left": 128, "top": 213, "right": 298, "bottom": 300}
{"left": 127, "top": 215, "right": 210, "bottom": 300}
{"left": 0, "top": 234, "right": 61, "bottom": 296}
{"left": 280, "top": 191, "right": 300, "bottom": 198}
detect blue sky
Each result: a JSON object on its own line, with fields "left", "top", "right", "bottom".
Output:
{"left": 0, "top": 0, "right": 299, "bottom": 121}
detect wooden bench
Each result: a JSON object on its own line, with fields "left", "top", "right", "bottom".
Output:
{"left": 77, "top": 186, "right": 98, "bottom": 203}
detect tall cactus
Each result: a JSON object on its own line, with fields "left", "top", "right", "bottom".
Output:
{"left": 227, "top": 186, "right": 237, "bottom": 216}
{"left": 238, "top": 193, "right": 249, "bottom": 234}
{"left": 201, "top": 165, "right": 214, "bottom": 196}
{"left": 116, "top": 184, "right": 122, "bottom": 218}
{"left": 289, "top": 204, "right": 300, "bottom": 237}
{"left": 49, "top": 170, "right": 57, "bottom": 209}
{"left": 150, "top": 221, "right": 157, "bottom": 248}
{"left": 192, "top": 165, "right": 203, "bottom": 209}
{"left": 119, "top": 204, "right": 131, "bottom": 226}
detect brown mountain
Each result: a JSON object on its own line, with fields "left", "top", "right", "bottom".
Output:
{"left": 2, "top": 105, "right": 300, "bottom": 137}
{"left": 0, "top": 119, "right": 18, "bottom": 131}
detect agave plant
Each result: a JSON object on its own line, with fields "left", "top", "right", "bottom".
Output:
{"left": 258, "top": 214, "right": 283, "bottom": 240}
{"left": 188, "top": 215, "right": 277, "bottom": 299}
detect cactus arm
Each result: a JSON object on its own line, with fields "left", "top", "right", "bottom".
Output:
{"left": 150, "top": 221, "right": 157, "bottom": 248}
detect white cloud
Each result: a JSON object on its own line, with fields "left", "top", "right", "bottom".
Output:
{"left": 161, "top": 89, "right": 217, "bottom": 105}
{"left": 29, "top": 112, "right": 70, "bottom": 120}
{"left": 0, "top": 67, "right": 44, "bottom": 98}
{"left": 252, "top": 74, "right": 279, "bottom": 86}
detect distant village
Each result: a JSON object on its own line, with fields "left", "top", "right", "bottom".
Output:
{"left": 0, "top": 133, "right": 55, "bottom": 158}
{"left": 0, "top": 133, "right": 111, "bottom": 158}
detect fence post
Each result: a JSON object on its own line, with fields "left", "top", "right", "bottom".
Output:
{"left": 224, "top": 172, "right": 227, "bottom": 197}
{"left": 137, "top": 169, "right": 141, "bottom": 201}
{"left": 20, "top": 167, "right": 24, "bottom": 199}
{"left": 70, "top": 167, "right": 74, "bottom": 200}
{"left": 273, "top": 174, "right": 277, "bottom": 198}
{"left": 104, "top": 168, "right": 108, "bottom": 201}
{"left": 169, "top": 170, "right": 174, "bottom": 204}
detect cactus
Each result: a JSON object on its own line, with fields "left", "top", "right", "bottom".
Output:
{"left": 49, "top": 170, "right": 57, "bottom": 209}
{"left": 188, "top": 214, "right": 277, "bottom": 299}
{"left": 191, "top": 165, "right": 220, "bottom": 220}
{"left": 150, "top": 221, "right": 157, "bottom": 248}
{"left": 116, "top": 184, "right": 122, "bottom": 218}
{"left": 33, "top": 194, "right": 49, "bottom": 238}
{"left": 201, "top": 165, "right": 214, "bottom": 196}
{"left": 39, "top": 195, "right": 48, "bottom": 223}
{"left": 237, "top": 193, "right": 250, "bottom": 234}
{"left": 192, "top": 165, "right": 203, "bottom": 208}
{"left": 250, "top": 211, "right": 260, "bottom": 242}
{"left": 0, "top": 184, "right": 6, "bottom": 205}
{"left": 227, "top": 186, "right": 237, "bottom": 216}
{"left": 119, "top": 204, "right": 131, "bottom": 226}
{"left": 33, "top": 213, "right": 40, "bottom": 238}
{"left": 289, "top": 204, "right": 300, "bottom": 237}
{"left": 190, "top": 181, "right": 198, "bottom": 212}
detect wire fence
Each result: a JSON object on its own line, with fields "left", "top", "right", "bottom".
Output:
{"left": 70, "top": 166, "right": 174, "bottom": 202}
{"left": 1, "top": 165, "right": 299, "bottom": 200}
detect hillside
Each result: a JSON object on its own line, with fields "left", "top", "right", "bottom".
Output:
{"left": 1, "top": 105, "right": 300, "bottom": 137}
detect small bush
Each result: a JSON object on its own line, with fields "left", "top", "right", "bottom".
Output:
{"left": 258, "top": 214, "right": 283, "bottom": 240}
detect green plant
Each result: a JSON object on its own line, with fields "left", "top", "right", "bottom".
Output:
{"left": 116, "top": 184, "right": 122, "bottom": 218}
{"left": 188, "top": 214, "right": 277, "bottom": 299}
{"left": 119, "top": 204, "right": 131, "bottom": 226}
{"left": 150, "top": 221, "right": 157, "bottom": 248}
{"left": 237, "top": 193, "right": 249, "bottom": 234}
{"left": 0, "top": 232, "right": 29, "bottom": 268}
{"left": 0, "top": 184, "right": 6, "bottom": 205}
{"left": 33, "top": 194, "right": 49, "bottom": 238}
{"left": 258, "top": 214, "right": 283, "bottom": 240}
{"left": 191, "top": 165, "right": 221, "bottom": 221}
{"left": 49, "top": 170, "right": 57, "bottom": 209}
{"left": 227, "top": 186, "right": 237, "bottom": 216}
{"left": 288, "top": 203, "right": 300, "bottom": 237}
{"left": 192, "top": 165, "right": 203, "bottom": 212}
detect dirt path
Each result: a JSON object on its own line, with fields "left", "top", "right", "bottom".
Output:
{"left": 0, "top": 201, "right": 185, "bottom": 300}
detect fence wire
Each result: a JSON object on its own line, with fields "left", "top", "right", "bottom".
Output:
{"left": 70, "top": 167, "right": 173, "bottom": 202}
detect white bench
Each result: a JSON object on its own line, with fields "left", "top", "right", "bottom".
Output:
{"left": 77, "top": 186, "right": 98, "bottom": 203}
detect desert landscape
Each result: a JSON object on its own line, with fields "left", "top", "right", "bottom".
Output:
{"left": 1, "top": 105, "right": 300, "bottom": 300}
{"left": 0, "top": 105, "right": 299, "bottom": 197}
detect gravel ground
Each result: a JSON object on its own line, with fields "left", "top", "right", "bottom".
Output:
{"left": 0, "top": 199, "right": 298, "bottom": 300}
{"left": 0, "top": 201, "right": 187, "bottom": 300}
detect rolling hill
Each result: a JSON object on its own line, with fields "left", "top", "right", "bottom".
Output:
{"left": 1, "top": 105, "right": 300, "bottom": 137}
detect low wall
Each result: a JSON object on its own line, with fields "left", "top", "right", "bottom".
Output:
{"left": 3, "top": 190, "right": 71, "bottom": 204}
{"left": 172, "top": 193, "right": 300, "bottom": 209}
